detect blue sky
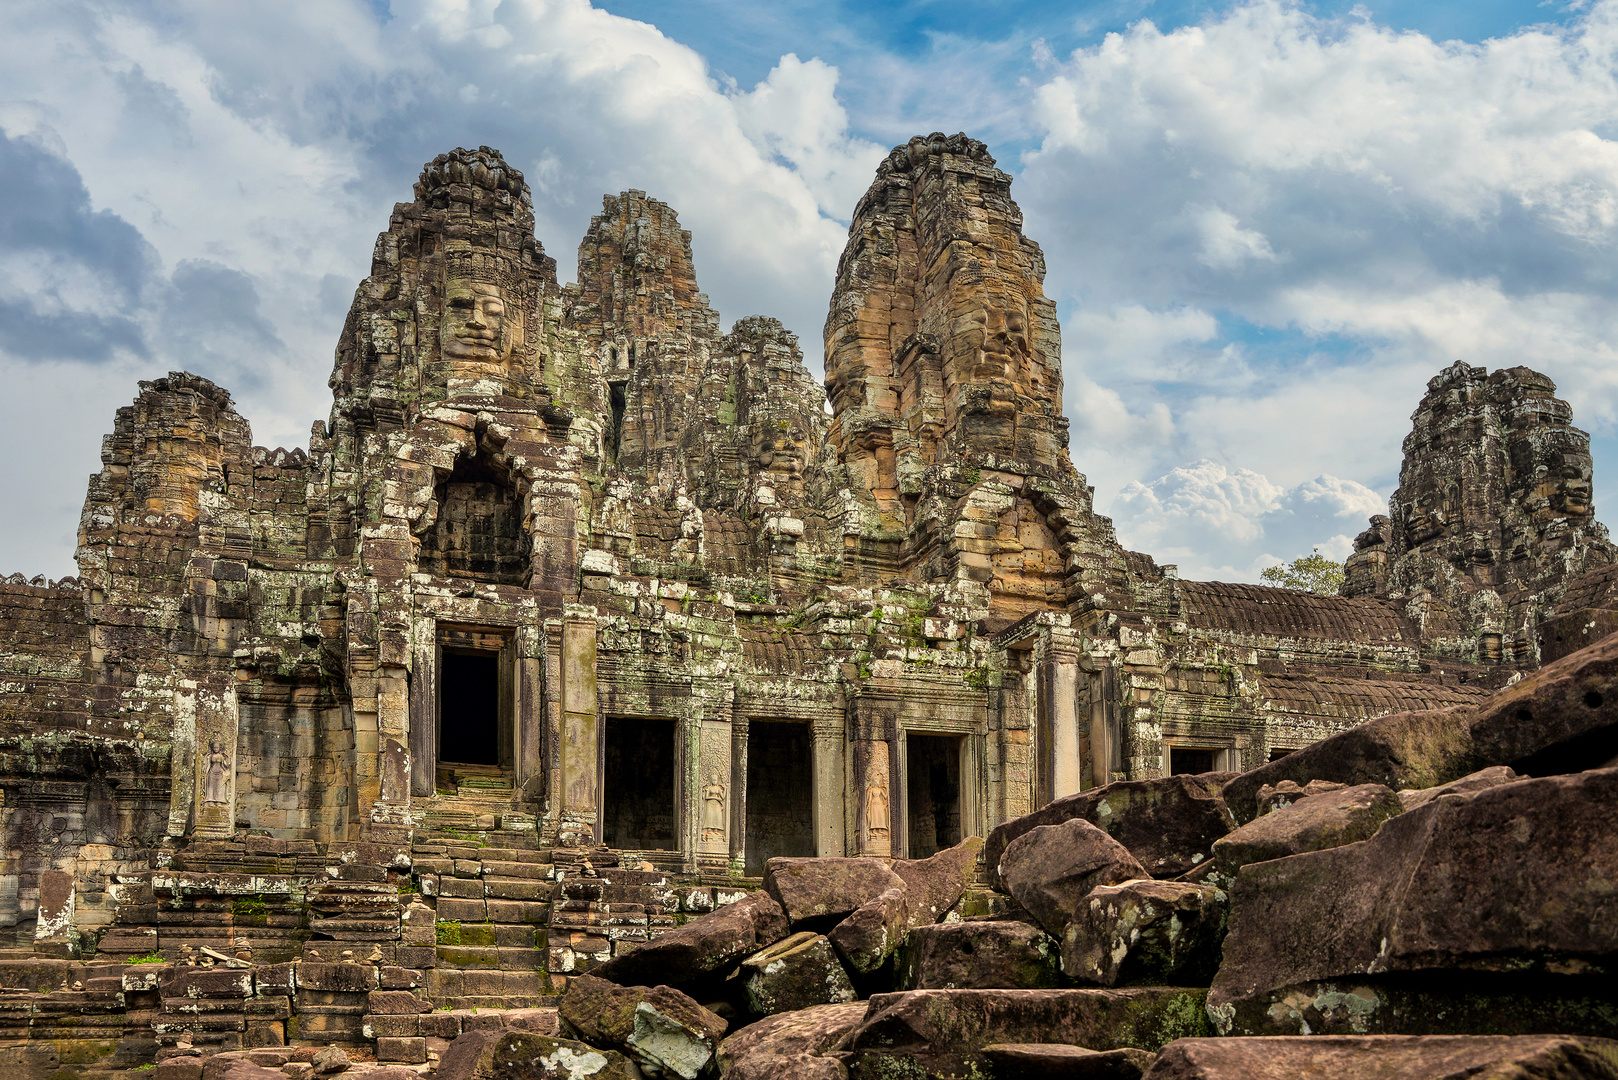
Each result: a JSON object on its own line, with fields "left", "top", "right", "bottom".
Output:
{"left": 0, "top": 0, "right": 1613, "bottom": 581}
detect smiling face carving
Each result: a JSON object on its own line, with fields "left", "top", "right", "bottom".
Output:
{"left": 441, "top": 278, "right": 518, "bottom": 371}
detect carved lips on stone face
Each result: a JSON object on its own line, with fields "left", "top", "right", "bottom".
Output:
{"left": 441, "top": 279, "right": 518, "bottom": 372}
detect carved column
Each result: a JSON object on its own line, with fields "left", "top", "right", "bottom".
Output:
{"left": 812, "top": 718, "right": 846, "bottom": 857}
{"left": 730, "top": 717, "right": 749, "bottom": 870}
{"left": 697, "top": 719, "right": 732, "bottom": 869}
{"left": 1043, "top": 651, "right": 1083, "bottom": 799}
{"left": 852, "top": 739, "right": 892, "bottom": 858}
{"left": 558, "top": 607, "right": 598, "bottom": 846}
{"left": 190, "top": 678, "right": 239, "bottom": 839}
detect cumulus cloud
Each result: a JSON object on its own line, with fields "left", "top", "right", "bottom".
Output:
{"left": 1109, "top": 459, "right": 1385, "bottom": 581}
{"left": 1018, "top": 0, "right": 1618, "bottom": 574}
{"left": 730, "top": 54, "right": 887, "bottom": 221}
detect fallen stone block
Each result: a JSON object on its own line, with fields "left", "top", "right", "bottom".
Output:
{"left": 999, "top": 818, "right": 1147, "bottom": 940}
{"left": 1253, "top": 779, "right": 1344, "bottom": 817}
{"left": 764, "top": 857, "right": 905, "bottom": 930}
{"left": 558, "top": 973, "right": 727, "bottom": 1079}
{"left": 1143, "top": 1035, "right": 1618, "bottom": 1079}
{"left": 1210, "top": 783, "right": 1404, "bottom": 884}
{"left": 1396, "top": 765, "right": 1519, "bottom": 810}
{"left": 715, "top": 1001, "right": 869, "bottom": 1080}
{"left": 591, "top": 890, "right": 788, "bottom": 986}
{"left": 433, "top": 1027, "right": 641, "bottom": 1080}
{"left": 1063, "top": 880, "right": 1226, "bottom": 988}
{"left": 983, "top": 1043, "right": 1157, "bottom": 1079}
{"left": 1223, "top": 631, "right": 1618, "bottom": 823}
{"left": 1220, "top": 706, "right": 1474, "bottom": 823}
{"left": 840, "top": 987, "right": 1213, "bottom": 1078}
{"left": 986, "top": 775, "right": 1236, "bottom": 882}
{"left": 311, "top": 1046, "right": 350, "bottom": 1074}
{"left": 740, "top": 932, "right": 856, "bottom": 1015}
{"left": 827, "top": 886, "right": 909, "bottom": 974}
{"left": 893, "top": 836, "right": 984, "bottom": 926}
{"left": 1209, "top": 767, "right": 1618, "bottom": 1036}
{"left": 898, "top": 920, "right": 1060, "bottom": 990}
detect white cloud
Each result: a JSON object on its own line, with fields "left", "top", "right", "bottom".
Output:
{"left": 1109, "top": 459, "right": 1385, "bottom": 581}
{"left": 730, "top": 54, "right": 887, "bottom": 221}
{"left": 1192, "top": 205, "right": 1277, "bottom": 268}
{"left": 1020, "top": 0, "right": 1618, "bottom": 582}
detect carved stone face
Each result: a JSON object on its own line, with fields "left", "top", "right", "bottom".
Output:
{"left": 441, "top": 280, "right": 518, "bottom": 370}
{"left": 1545, "top": 464, "right": 1594, "bottom": 518}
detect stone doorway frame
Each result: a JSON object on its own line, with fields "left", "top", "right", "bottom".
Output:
{"left": 411, "top": 622, "right": 517, "bottom": 796}
{"left": 894, "top": 724, "right": 984, "bottom": 859}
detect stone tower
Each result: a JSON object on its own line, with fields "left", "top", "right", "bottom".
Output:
{"left": 1342, "top": 361, "right": 1616, "bottom": 663}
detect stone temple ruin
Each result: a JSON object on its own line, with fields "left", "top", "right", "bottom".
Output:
{"left": 0, "top": 135, "right": 1616, "bottom": 1076}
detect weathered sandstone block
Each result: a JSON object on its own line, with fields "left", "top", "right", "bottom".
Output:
{"left": 999, "top": 819, "right": 1147, "bottom": 940}
{"left": 898, "top": 920, "right": 1060, "bottom": 991}
{"left": 1062, "top": 881, "right": 1225, "bottom": 988}
{"left": 1144, "top": 1035, "right": 1618, "bottom": 1080}
{"left": 739, "top": 932, "right": 856, "bottom": 1016}
{"left": 1209, "top": 768, "right": 1618, "bottom": 1036}
{"left": 987, "top": 776, "right": 1236, "bottom": 883}
{"left": 591, "top": 891, "right": 788, "bottom": 985}
{"left": 1210, "top": 783, "right": 1405, "bottom": 883}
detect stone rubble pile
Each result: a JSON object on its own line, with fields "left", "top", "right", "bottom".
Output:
{"left": 414, "top": 630, "right": 1618, "bottom": 1078}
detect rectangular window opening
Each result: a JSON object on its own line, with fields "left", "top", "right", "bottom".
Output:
{"left": 907, "top": 734, "right": 963, "bottom": 859}
{"left": 1169, "top": 746, "right": 1223, "bottom": 775}
{"left": 744, "top": 721, "right": 814, "bottom": 875}
{"left": 603, "top": 716, "right": 677, "bottom": 850}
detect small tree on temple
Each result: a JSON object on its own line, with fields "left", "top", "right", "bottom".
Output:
{"left": 1260, "top": 547, "right": 1345, "bottom": 596}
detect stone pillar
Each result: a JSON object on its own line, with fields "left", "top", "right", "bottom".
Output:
{"left": 1044, "top": 654, "right": 1083, "bottom": 799}
{"left": 409, "top": 637, "right": 437, "bottom": 798}
{"left": 853, "top": 740, "right": 892, "bottom": 858}
{"left": 730, "top": 718, "right": 749, "bottom": 870}
{"left": 697, "top": 719, "right": 732, "bottom": 868}
{"left": 558, "top": 607, "right": 598, "bottom": 846}
{"left": 191, "top": 680, "right": 239, "bottom": 839}
{"left": 812, "top": 719, "right": 846, "bottom": 857}
{"left": 515, "top": 653, "right": 547, "bottom": 801}
{"left": 373, "top": 668, "right": 412, "bottom": 838}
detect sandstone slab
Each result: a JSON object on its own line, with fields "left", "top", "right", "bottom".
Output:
{"left": 764, "top": 857, "right": 905, "bottom": 930}
{"left": 986, "top": 775, "right": 1236, "bottom": 882}
{"left": 559, "top": 974, "right": 727, "bottom": 1079}
{"left": 1209, "top": 768, "right": 1618, "bottom": 1036}
{"left": 739, "top": 932, "right": 857, "bottom": 1016}
{"left": 897, "top": 920, "right": 1059, "bottom": 991}
{"left": 1397, "top": 765, "right": 1519, "bottom": 810}
{"left": 893, "top": 836, "right": 984, "bottom": 927}
{"left": 999, "top": 818, "right": 1148, "bottom": 940}
{"left": 841, "top": 988, "right": 1213, "bottom": 1079}
{"left": 1210, "top": 783, "right": 1404, "bottom": 883}
{"left": 1143, "top": 1035, "right": 1618, "bottom": 1079}
{"left": 715, "top": 1001, "right": 868, "bottom": 1080}
{"left": 591, "top": 891, "right": 788, "bottom": 986}
{"left": 1063, "top": 880, "right": 1225, "bottom": 988}
{"left": 827, "top": 886, "right": 909, "bottom": 975}
{"left": 434, "top": 1028, "right": 641, "bottom": 1080}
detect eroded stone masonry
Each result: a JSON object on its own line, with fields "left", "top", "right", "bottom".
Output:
{"left": 1, "top": 135, "right": 1616, "bottom": 1076}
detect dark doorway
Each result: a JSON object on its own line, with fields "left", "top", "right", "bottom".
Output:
{"left": 440, "top": 651, "right": 500, "bottom": 765}
{"left": 1169, "top": 746, "right": 1218, "bottom": 775}
{"left": 745, "top": 722, "right": 815, "bottom": 875}
{"left": 907, "top": 734, "right": 963, "bottom": 858}
{"left": 603, "top": 717, "right": 676, "bottom": 849}
{"left": 1268, "top": 747, "right": 1295, "bottom": 763}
